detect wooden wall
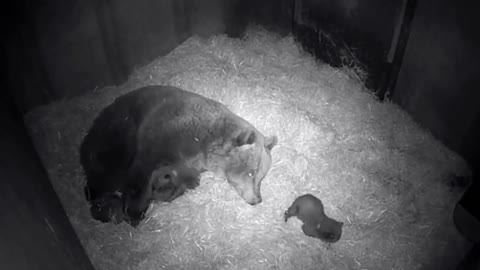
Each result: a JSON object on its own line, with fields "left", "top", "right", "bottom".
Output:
{"left": 4, "top": 0, "right": 480, "bottom": 184}
{"left": 291, "top": 0, "right": 404, "bottom": 94}
{"left": 0, "top": 93, "right": 95, "bottom": 270}
{"left": 3, "top": 0, "right": 295, "bottom": 114}
{"left": 392, "top": 0, "right": 480, "bottom": 171}
{"left": 3, "top": 0, "right": 232, "bottom": 113}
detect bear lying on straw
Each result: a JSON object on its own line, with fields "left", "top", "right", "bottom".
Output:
{"left": 80, "top": 85, "right": 277, "bottom": 225}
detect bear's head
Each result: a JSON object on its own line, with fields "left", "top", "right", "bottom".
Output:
{"left": 224, "top": 130, "right": 277, "bottom": 205}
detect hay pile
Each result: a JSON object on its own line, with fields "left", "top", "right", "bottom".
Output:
{"left": 25, "top": 27, "right": 472, "bottom": 270}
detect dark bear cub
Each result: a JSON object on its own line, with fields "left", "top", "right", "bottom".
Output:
{"left": 285, "top": 194, "right": 343, "bottom": 243}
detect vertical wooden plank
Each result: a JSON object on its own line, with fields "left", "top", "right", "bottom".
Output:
{"left": 381, "top": 0, "right": 417, "bottom": 99}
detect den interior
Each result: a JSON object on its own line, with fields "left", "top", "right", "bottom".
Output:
{"left": 2, "top": 0, "right": 480, "bottom": 269}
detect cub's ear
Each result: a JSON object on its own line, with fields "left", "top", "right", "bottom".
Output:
{"left": 264, "top": 136, "right": 278, "bottom": 150}
{"left": 234, "top": 130, "right": 256, "bottom": 147}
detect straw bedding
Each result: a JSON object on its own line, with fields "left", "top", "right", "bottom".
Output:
{"left": 24, "top": 27, "right": 472, "bottom": 270}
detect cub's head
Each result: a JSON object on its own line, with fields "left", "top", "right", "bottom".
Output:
{"left": 224, "top": 130, "right": 277, "bottom": 205}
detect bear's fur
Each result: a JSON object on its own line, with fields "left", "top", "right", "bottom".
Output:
{"left": 80, "top": 85, "right": 277, "bottom": 225}
{"left": 124, "top": 162, "right": 201, "bottom": 221}
{"left": 284, "top": 194, "right": 343, "bottom": 243}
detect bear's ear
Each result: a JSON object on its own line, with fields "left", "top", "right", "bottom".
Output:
{"left": 264, "top": 136, "right": 278, "bottom": 150}
{"left": 234, "top": 130, "right": 257, "bottom": 147}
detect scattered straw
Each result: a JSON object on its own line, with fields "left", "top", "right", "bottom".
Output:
{"left": 24, "top": 27, "right": 471, "bottom": 270}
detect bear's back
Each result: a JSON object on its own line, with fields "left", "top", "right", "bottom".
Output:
{"left": 294, "top": 194, "right": 327, "bottom": 225}
{"left": 133, "top": 86, "right": 252, "bottom": 170}
{"left": 80, "top": 86, "right": 195, "bottom": 192}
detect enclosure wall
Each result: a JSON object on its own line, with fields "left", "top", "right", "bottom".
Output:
{"left": 3, "top": 0, "right": 293, "bottom": 114}
{"left": 392, "top": 0, "right": 480, "bottom": 170}
{"left": 3, "top": 0, "right": 221, "bottom": 112}
{"left": 0, "top": 95, "right": 95, "bottom": 270}
{"left": 4, "top": 0, "right": 480, "bottom": 182}
{"left": 291, "top": 0, "right": 403, "bottom": 92}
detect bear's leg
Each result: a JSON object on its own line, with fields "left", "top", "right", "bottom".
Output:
{"left": 151, "top": 183, "right": 180, "bottom": 202}
{"left": 153, "top": 168, "right": 201, "bottom": 202}
{"left": 150, "top": 165, "right": 176, "bottom": 191}
{"left": 163, "top": 185, "right": 187, "bottom": 202}
{"left": 123, "top": 181, "right": 158, "bottom": 225}
{"left": 121, "top": 165, "right": 178, "bottom": 225}
{"left": 301, "top": 224, "right": 321, "bottom": 238}
{"left": 89, "top": 192, "right": 126, "bottom": 224}
{"left": 81, "top": 113, "right": 138, "bottom": 204}
{"left": 180, "top": 169, "right": 201, "bottom": 190}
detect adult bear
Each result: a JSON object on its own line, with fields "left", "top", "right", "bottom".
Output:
{"left": 80, "top": 85, "right": 277, "bottom": 225}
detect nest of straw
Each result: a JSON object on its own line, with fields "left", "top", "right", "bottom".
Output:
{"left": 24, "top": 27, "right": 472, "bottom": 270}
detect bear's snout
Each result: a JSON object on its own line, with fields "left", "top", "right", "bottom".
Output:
{"left": 240, "top": 183, "right": 262, "bottom": 205}
{"left": 226, "top": 174, "right": 263, "bottom": 205}
{"left": 246, "top": 195, "right": 262, "bottom": 205}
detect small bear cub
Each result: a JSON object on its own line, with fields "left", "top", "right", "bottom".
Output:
{"left": 285, "top": 194, "right": 343, "bottom": 243}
